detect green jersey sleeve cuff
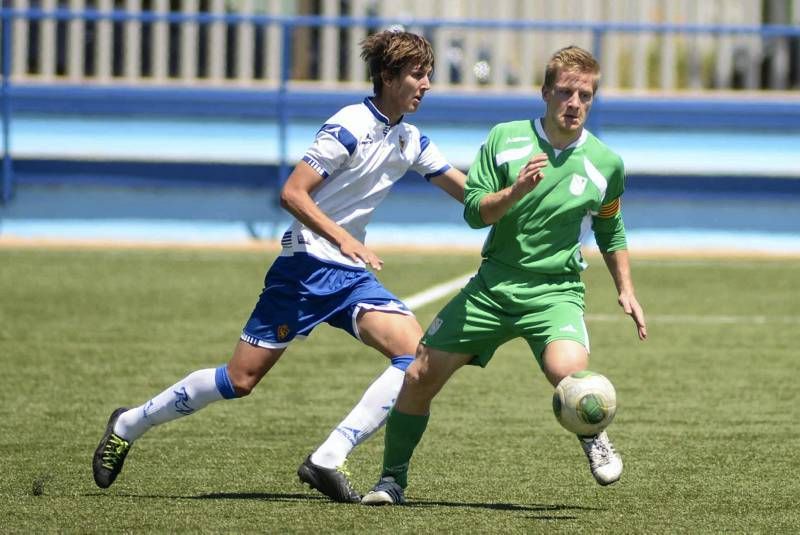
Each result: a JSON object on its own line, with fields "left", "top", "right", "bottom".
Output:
{"left": 463, "top": 190, "right": 490, "bottom": 229}
{"left": 593, "top": 213, "right": 628, "bottom": 252}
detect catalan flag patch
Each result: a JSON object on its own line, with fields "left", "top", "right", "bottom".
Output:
{"left": 598, "top": 198, "right": 621, "bottom": 218}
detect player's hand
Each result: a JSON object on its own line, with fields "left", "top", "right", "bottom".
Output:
{"left": 512, "top": 153, "right": 548, "bottom": 199}
{"left": 340, "top": 238, "right": 384, "bottom": 271}
{"left": 618, "top": 292, "right": 647, "bottom": 340}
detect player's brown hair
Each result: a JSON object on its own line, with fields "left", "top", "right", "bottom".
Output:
{"left": 543, "top": 46, "right": 601, "bottom": 93}
{"left": 360, "top": 30, "right": 434, "bottom": 96}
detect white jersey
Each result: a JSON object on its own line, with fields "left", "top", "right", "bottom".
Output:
{"left": 280, "top": 97, "right": 452, "bottom": 268}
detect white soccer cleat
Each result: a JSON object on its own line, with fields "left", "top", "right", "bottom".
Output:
{"left": 579, "top": 431, "right": 623, "bottom": 486}
{"left": 361, "top": 476, "right": 405, "bottom": 506}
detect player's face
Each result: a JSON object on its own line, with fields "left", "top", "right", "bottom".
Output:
{"left": 385, "top": 63, "right": 432, "bottom": 114}
{"left": 542, "top": 69, "right": 596, "bottom": 136}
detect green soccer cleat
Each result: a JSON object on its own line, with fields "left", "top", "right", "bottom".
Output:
{"left": 361, "top": 476, "right": 405, "bottom": 506}
{"left": 93, "top": 407, "right": 132, "bottom": 489}
{"left": 297, "top": 455, "right": 361, "bottom": 503}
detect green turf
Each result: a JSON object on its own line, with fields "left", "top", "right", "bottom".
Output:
{"left": 1, "top": 247, "right": 798, "bottom": 533}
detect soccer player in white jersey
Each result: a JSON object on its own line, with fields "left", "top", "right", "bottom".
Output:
{"left": 92, "top": 30, "right": 466, "bottom": 502}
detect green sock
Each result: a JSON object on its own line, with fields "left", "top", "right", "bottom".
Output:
{"left": 381, "top": 408, "right": 429, "bottom": 489}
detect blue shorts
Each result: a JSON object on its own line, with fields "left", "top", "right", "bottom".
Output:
{"left": 241, "top": 253, "right": 412, "bottom": 348}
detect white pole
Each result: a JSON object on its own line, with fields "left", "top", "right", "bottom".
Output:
{"left": 95, "top": 0, "right": 112, "bottom": 83}
{"left": 124, "top": 0, "right": 142, "bottom": 82}
{"left": 236, "top": 0, "right": 255, "bottom": 85}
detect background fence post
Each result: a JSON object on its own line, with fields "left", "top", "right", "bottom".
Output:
{"left": 1, "top": 5, "right": 14, "bottom": 204}
{"left": 588, "top": 26, "right": 604, "bottom": 138}
{"left": 271, "top": 16, "right": 293, "bottom": 238}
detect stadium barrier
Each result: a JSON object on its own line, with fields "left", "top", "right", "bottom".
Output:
{"left": 2, "top": 7, "right": 800, "bottom": 204}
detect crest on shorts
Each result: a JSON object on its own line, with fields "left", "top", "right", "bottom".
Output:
{"left": 277, "top": 324, "right": 290, "bottom": 340}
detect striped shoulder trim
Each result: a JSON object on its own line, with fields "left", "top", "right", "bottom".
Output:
{"left": 302, "top": 155, "right": 329, "bottom": 178}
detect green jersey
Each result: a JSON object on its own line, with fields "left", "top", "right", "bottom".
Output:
{"left": 464, "top": 118, "right": 628, "bottom": 276}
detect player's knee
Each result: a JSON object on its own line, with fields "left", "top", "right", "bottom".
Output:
{"left": 542, "top": 340, "right": 589, "bottom": 385}
{"left": 543, "top": 355, "right": 588, "bottom": 386}
{"left": 227, "top": 370, "right": 260, "bottom": 397}
{"left": 402, "top": 349, "right": 443, "bottom": 397}
{"left": 402, "top": 359, "right": 429, "bottom": 389}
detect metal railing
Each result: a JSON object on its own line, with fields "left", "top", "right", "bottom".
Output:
{"left": 2, "top": 1, "right": 799, "bottom": 91}
{"left": 2, "top": 5, "right": 800, "bottom": 203}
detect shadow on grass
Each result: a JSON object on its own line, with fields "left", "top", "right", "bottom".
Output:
{"left": 195, "top": 492, "right": 599, "bottom": 518}
{"left": 88, "top": 491, "right": 598, "bottom": 519}
{"left": 409, "top": 499, "right": 599, "bottom": 516}
{"left": 195, "top": 492, "right": 326, "bottom": 502}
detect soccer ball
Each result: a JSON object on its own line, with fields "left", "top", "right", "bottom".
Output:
{"left": 552, "top": 370, "right": 617, "bottom": 436}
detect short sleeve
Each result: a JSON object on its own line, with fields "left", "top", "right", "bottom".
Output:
{"left": 410, "top": 135, "right": 452, "bottom": 180}
{"left": 302, "top": 123, "right": 356, "bottom": 179}
{"left": 463, "top": 127, "right": 504, "bottom": 229}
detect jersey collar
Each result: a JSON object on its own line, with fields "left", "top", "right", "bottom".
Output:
{"left": 364, "top": 97, "right": 404, "bottom": 126}
{"left": 534, "top": 117, "right": 588, "bottom": 155}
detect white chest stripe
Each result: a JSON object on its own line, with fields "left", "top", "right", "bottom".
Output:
{"left": 583, "top": 157, "right": 608, "bottom": 199}
{"left": 495, "top": 144, "right": 533, "bottom": 166}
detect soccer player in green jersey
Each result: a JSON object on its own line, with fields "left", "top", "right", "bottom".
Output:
{"left": 362, "top": 45, "right": 647, "bottom": 505}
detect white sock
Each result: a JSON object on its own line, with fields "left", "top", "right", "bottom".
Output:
{"left": 310, "top": 356, "right": 412, "bottom": 469}
{"left": 113, "top": 367, "right": 235, "bottom": 442}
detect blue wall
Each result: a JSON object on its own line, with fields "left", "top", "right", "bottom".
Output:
{"left": 8, "top": 84, "right": 800, "bottom": 131}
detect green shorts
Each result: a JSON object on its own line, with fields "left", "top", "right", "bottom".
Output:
{"left": 421, "top": 266, "right": 588, "bottom": 367}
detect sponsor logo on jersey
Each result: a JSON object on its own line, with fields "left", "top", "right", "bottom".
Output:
{"left": 277, "top": 324, "right": 290, "bottom": 340}
{"left": 427, "top": 317, "right": 443, "bottom": 335}
{"left": 321, "top": 124, "right": 342, "bottom": 137}
{"left": 507, "top": 136, "right": 531, "bottom": 143}
{"left": 569, "top": 174, "right": 588, "bottom": 195}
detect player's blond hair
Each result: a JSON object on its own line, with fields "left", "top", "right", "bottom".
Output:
{"left": 543, "top": 46, "right": 601, "bottom": 93}
{"left": 360, "top": 30, "right": 434, "bottom": 96}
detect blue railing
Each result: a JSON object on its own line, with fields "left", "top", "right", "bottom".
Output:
{"left": 2, "top": 9, "right": 800, "bottom": 204}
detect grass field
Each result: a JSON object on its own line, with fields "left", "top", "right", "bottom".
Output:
{"left": 1, "top": 246, "right": 798, "bottom": 533}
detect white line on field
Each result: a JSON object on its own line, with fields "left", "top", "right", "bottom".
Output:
{"left": 402, "top": 272, "right": 473, "bottom": 311}
{"left": 402, "top": 274, "right": 800, "bottom": 325}
{"left": 586, "top": 313, "right": 800, "bottom": 325}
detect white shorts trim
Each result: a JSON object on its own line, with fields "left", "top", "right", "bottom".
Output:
{"left": 240, "top": 332, "right": 307, "bottom": 349}
{"left": 350, "top": 302, "right": 414, "bottom": 343}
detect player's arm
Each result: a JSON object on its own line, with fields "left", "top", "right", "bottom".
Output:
{"left": 601, "top": 248, "right": 647, "bottom": 341}
{"left": 593, "top": 192, "right": 646, "bottom": 340}
{"left": 477, "top": 153, "right": 547, "bottom": 225}
{"left": 464, "top": 125, "right": 547, "bottom": 228}
{"left": 280, "top": 161, "right": 383, "bottom": 270}
{"left": 429, "top": 166, "right": 466, "bottom": 203}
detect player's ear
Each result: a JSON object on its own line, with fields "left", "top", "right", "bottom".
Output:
{"left": 380, "top": 69, "right": 394, "bottom": 89}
